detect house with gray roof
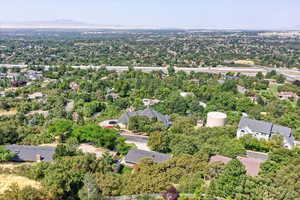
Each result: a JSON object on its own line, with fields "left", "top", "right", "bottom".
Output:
{"left": 5, "top": 145, "right": 56, "bottom": 162}
{"left": 237, "top": 117, "right": 294, "bottom": 149}
{"left": 123, "top": 149, "right": 172, "bottom": 167}
{"left": 118, "top": 108, "right": 170, "bottom": 128}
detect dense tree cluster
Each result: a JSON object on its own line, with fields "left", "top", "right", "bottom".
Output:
{"left": 0, "top": 66, "right": 299, "bottom": 199}
{"left": 1, "top": 30, "right": 300, "bottom": 68}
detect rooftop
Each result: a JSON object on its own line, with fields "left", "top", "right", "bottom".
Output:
{"left": 118, "top": 108, "right": 170, "bottom": 126}
{"left": 5, "top": 145, "right": 56, "bottom": 162}
{"left": 238, "top": 117, "right": 292, "bottom": 137}
{"left": 209, "top": 153, "right": 267, "bottom": 176}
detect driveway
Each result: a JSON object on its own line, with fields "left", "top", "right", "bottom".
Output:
{"left": 121, "top": 133, "right": 150, "bottom": 151}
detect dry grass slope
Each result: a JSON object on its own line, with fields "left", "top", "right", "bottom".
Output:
{"left": 0, "top": 174, "right": 41, "bottom": 194}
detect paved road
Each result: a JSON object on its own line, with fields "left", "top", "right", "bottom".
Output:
{"left": 1, "top": 64, "right": 300, "bottom": 80}
{"left": 121, "top": 134, "right": 148, "bottom": 143}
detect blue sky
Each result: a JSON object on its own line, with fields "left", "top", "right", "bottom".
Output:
{"left": 1, "top": 0, "right": 299, "bottom": 29}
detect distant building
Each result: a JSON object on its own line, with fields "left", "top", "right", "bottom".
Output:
{"left": 5, "top": 145, "right": 55, "bottom": 162}
{"left": 27, "top": 74, "right": 43, "bottom": 81}
{"left": 106, "top": 93, "right": 120, "bottom": 100}
{"left": 123, "top": 149, "right": 171, "bottom": 167}
{"left": 277, "top": 91, "right": 299, "bottom": 101}
{"left": 11, "top": 80, "right": 27, "bottom": 87}
{"left": 217, "top": 79, "right": 225, "bottom": 84}
{"left": 118, "top": 108, "right": 170, "bottom": 128}
{"left": 180, "top": 92, "right": 193, "bottom": 97}
{"left": 142, "top": 98, "right": 160, "bottom": 106}
{"left": 69, "top": 82, "right": 80, "bottom": 91}
{"left": 248, "top": 96, "right": 258, "bottom": 104}
{"left": 237, "top": 85, "right": 246, "bottom": 94}
{"left": 28, "top": 92, "right": 44, "bottom": 100}
{"left": 237, "top": 117, "right": 294, "bottom": 149}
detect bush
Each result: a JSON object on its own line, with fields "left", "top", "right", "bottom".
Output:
{"left": 72, "top": 124, "right": 119, "bottom": 149}
{"left": 0, "top": 146, "right": 15, "bottom": 162}
{"left": 0, "top": 184, "right": 47, "bottom": 200}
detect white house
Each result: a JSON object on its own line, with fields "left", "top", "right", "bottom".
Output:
{"left": 237, "top": 117, "right": 294, "bottom": 149}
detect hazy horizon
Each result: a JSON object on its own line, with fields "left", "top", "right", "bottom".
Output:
{"left": 1, "top": 0, "right": 300, "bottom": 30}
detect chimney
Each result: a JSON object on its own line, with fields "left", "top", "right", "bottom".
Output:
{"left": 36, "top": 154, "right": 42, "bottom": 162}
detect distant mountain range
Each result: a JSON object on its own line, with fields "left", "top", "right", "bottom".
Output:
{"left": 0, "top": 19, "right": 299, "bottom": 31}
{"left": 0, "top": 19, "right": 164, "bottom": 30}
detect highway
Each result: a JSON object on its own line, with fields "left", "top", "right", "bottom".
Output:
{"left": 1, "top": 64, "right": 300, "bottom": 80}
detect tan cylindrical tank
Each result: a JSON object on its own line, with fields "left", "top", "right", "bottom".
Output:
{"left": 206, "top": 112, "right": 227, "bottom": 127}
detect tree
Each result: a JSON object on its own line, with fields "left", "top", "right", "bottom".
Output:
{"left": 0, "top": 184, "right": 46, "bottom": 200}
{"left": 148, "top": 131, "right": 170, "bottom": 153}
{"left": 0, "top": 121, "right": 19, "bottom": 144}
{"left": 256, "top": 72, "right": 264, "bottom": 80}
{"left": 78, "top": 173, "right": 103, "bottom": 200}
{"left": 167, "top": 66, "right": 175, "bottom": 75}
{"left": 276, "top": 74, "right": 286, "bottom": 84}
{"left": 53, "top": 139, "right": 79, "bottom": 159}
{"left": 0, "top": 146, "right": 15, "bottom": 162}
{"left": 221, "top": 79, "right": 237, "bottom": 92}
{"left": 207, "top": 159, "right": 247, "bottom": 199}
{"left": 297, "top": 98, "right": 300, "bottom": 107}
{"left": 47, "top": 119, "right": 74, "bottom": 140}
{"left": 265, "top": 70, "right": 277, "bottom": 78}
{"left": 42, "top": 154, "right": 102, "bottom": 199}
{"left": 83, "top": 101, "right": 106, "bottom": 117}
{"left": 72, "top": 124, "right": 119, "bottom": 149}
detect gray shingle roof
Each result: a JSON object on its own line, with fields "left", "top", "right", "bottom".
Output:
{"left": 124, "top": 149, "right": 171, "bottom": 164}
{"left": 238, "top": 118, "right": 272, "bottom": 135}
{"left": 238, "top": 118, "right": 294, "bottom": 147}
{"left": 272, "top": 124, "right": 292, "bottom": 137}
{"left": 118, "top": 108, "right": 170, "bottom": 126}
{"left": 5, "top": 145, "right": 56, "bottom": 162}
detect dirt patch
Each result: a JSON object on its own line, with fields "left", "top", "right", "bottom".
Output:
{"left": 0, "top": 109, "right": 17, "bottom": 116}
{"left": 0, "top": 174, "right": 41, "bottom": 194}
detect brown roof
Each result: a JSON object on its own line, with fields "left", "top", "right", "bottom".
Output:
{"left": 209, "top": 154, "right": 264, "bottom": 176}
{"left": 237, "top": 156, "right": 263, "bottom": 176}
{"left": 209, "top": 155, "right": 232, "bottom": 164}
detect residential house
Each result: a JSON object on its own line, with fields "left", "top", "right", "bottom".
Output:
{"left": 118, "top": 108, "right": 171, "bottom": 128}
{"left": 237, "top": 117, "right": 294, "bottom": 149}
{"left": 277, "top": 91, "right": 299, "bottom": 101}
{"left": 142, "top": 98, "right": 160, "bottom": 106}
{"left": 209, "top": 151, "right": 268, "bottom": 176}
{"left": 106, "top": 92, "right": 120, "bottom": 100}
{"left": 69, "top": 82, "right": 80, "bottom": 91}
{"left": 237, "top": 85, "right": 246, "bottom": 94}
{"left": 123, "top": 149, "right": 172, "bottom": 167}
{"left": 5, "top": 145, "right": 56, "bottom": 162}
{"left": 28, "top": 92, "right": 44, "bottom": 100}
